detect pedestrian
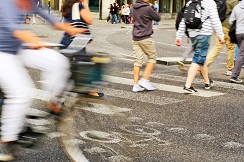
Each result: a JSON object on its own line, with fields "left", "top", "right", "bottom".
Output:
{"left": 124, "top": 4, "right": 131, "bottom": 24}
{"left": 130, "top": 0, "right": 161, "bottom": 92}
{"left": 153, "top": 0, "right": 159, "bottom": 25}
{"left": 206, "top": 0, "right": 238, "bottom": 76}
{"left": 112, "top": 2, "right": 119, "bottom": 24}
{"left": 60, "top": 0, "right": 104, "bottom": 98}
{"left": 106, "top": 4, "right": 113, "bottom": 23}
{"left": 229, "top": 0, "right": 244, "bottom": 83}
{"left": 0, "top": 0, "right": 85, "bottom": 160}
{"left": 175, "top": 0, "right": 225, "bottom": 93}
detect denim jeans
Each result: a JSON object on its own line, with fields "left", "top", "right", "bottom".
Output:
{"left": 112, "top": 14, "right": 118, "bottom": 24}
{"left": 190, "top": 35, "right": 211, "bottom": 66}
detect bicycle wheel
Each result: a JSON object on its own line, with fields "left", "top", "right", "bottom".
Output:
{"left": 57, "top": 96, "right": 138, "bottom": 162}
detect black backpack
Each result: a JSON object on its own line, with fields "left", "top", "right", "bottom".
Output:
{"left": 184, "top": 0, "right": 203, "bottom": 29}
{"left": 175, "top": 8, "right": 189, "bottom": 37}
{"left": 214, "top": 0, "right": 227, "bottom": 22}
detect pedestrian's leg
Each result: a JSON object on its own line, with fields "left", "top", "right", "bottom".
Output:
{"left": 143, "top": 62, "right": 155, "bottom": 80}
{"left": 224, "top": 27, "right": 235, "bottom": 73}
{"left": 178, "top": 45, "right": 194, "bottom": 71}
{"left": 185, "top": 35, "right": 210, "bottom": 89}
{"left": 185, "top": 63, "right": 200, "bottom": 88}
{"left": 134, "top": 66, "right": 141, "bottom": 85}
{"left": 132, "top": 41, "right": 144, "bottom": 92}
{"left": 231, "top": 35, "right": 244, "bottom": 82}
{"left": 206, "top": 32, "right": 223, "bottom": 67}
{"left": 199, "top": 63, "right": 210, "bottom": 84}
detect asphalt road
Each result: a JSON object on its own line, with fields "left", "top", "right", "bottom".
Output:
{"left": 17, "top": 16, "right": 244, "bottom": 162}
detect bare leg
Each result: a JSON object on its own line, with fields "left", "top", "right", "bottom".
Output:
{"left": 142, "top": 62, "right": 155, "bottom": 80}
{"left": 134, "top": 66, "right": 141, "bottom": 84}
{"left": 199, "top": 63, "right": 209, "bottom": 84}
{"left": 185, "top": 63, "right": 200, "bottom": 87}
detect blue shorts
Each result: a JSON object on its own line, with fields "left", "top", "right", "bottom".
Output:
{"left": 190, "top": 35, "right": 210, "bottom": 66}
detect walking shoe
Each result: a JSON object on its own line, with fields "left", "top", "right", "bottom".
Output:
{"left": 0, "top": 142, "right": 16, "bottom": 161}
{"left": 138, "top": 78, "right": 156, "bottom": 91}
{"left": 205, "top": 80, "right": 214, "bottom": 90}
{"left": 230, "top": 78, "right": 243, "bottom": 83}
{"left": 183, "top": 86, "right": 198, "bottom": 94}
{"left": 226, "top": 71, "right": 232, "bottom": 76}
{"left": 132, "top": 85, "right": 145, "bottom": 92}
{"left": 177, "top": 61, "right": 187, "bottom": 71}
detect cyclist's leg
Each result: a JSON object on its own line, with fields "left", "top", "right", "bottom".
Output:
{"left": 0, "top": 53, "right": 34, "bottom": 142}
{"left": 18, "top": 48, "right": 71, "bottom": 98}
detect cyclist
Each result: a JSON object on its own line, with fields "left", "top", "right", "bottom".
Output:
{"left": 60, "top": 0, "right": 104, "bottom": 98}
{"left": 0, "top": 0, "right": 86, "bottom": 161}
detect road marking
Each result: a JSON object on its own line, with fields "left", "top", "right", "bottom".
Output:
{"left": 103, "top": 75, "right": 224, "bottom": 97}
{"left": 101, "top": 87, "right": 184, "bottom": 105}
{"left": 123, "top": 71, "right": 244, "bottom": 91}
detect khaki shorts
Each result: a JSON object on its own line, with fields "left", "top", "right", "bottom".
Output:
{"left": 132, "top": 38, "right": 157, "bottom": 67}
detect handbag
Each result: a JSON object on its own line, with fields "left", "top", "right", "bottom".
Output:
{"left": 229, "top": 20, "right": 237, "bottom": 44}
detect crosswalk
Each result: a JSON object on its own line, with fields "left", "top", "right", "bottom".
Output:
{"left": 25, "top": 71, "right": 244, "bottom": 162}
{"left": 33, "top": 70, "right": 242, "bottom": 105}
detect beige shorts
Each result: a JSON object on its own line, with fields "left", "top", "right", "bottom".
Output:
{"left": 132, "top": 38, "right": 157, "bottom": 67}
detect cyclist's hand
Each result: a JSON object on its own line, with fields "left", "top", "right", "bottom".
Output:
{"left": 219, "top": 39, "right": 225, "bottom": 44}
{"left": 175, "top": 39, "right": 182, "bottom": 46}
{"left": 66, "top": 27, "right": 88, "bottom": 36}
{"left": 54, "top": 22, "right": 88, "bottom": 36}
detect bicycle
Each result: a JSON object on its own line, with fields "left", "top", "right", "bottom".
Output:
{"left": 0, "top": 35, "right": 138, "bottom": 161}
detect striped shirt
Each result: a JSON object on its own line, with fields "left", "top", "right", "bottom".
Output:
{"left": 0, "top": 0, "right": 57, "bottom": 54}
{"left": 176, "top": 0, "right": 224, "bottom": 40}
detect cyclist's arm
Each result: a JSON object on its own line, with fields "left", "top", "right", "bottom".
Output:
{"left": 33, "top": 5, "right": 87, "bottom": 36}
{"left": 13, "top": 30, "right": 43, "bottom": 49}
{"left": 0, "top": 1, "right": 43, "bottom": 49}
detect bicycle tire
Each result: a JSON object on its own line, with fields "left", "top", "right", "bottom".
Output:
{"left": 57, "top": 96, "right": 138, "bottom": 162}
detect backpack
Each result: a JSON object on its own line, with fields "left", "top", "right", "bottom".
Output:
{"left": 229, "top": 20, "right": 237, "bottom": 44}
{"left": 214, "top": 0, "right": 227, "bottom": 22}
{"left": 183, "top": 0, "right": 203, "bottom": 29}
{"left": 175, "top": 8, "right": 189, "bottom": 37}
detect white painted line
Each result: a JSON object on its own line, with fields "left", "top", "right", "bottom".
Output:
{"left": 101, "top": 87, "right": 183, "bottom": 105}
{"left": 123, "top": 71, "right": 244, "bottom": 91}
{"left": 80, "top": 103, "right": 131, "bottom": 115}
{"left": 103, "top": 75, "right": 225, "bottom": 97}
{"left": 118, "top": 53, "right": 134, "bottom": 58}
{"left": 113, "top": 57, "right": 134, "bottom": 62}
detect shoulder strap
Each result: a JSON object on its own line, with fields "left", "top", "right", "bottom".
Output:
{"left": 72, "top": 3, "right": 80, "bottom": 20}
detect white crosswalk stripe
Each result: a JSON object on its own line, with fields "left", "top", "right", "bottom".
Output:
{"left": 101, "top": 88, "right": 184, "bottom": 105}
{"left": 103, "top": 75, "right": 225, "bottom": 97}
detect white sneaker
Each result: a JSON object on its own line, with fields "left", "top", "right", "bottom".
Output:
{"left": 226, "top": 70, "right": 232, "bottom": 76}
{"left": 138, "top": 78, "right": 156, "bottom": 91}
{"left": 132, "top": 85, "right": 145, "bottom": 92}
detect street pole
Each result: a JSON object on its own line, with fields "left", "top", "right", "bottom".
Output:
{"left": 99, "top": 0, "right": 102, "bottom": 20}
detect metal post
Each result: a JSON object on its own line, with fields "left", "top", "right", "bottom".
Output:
{"left": 99, "top": 0, "right": 103, "bottom": 20}
{"left": 48, "top": 0, "right": 51, "bottom": 15}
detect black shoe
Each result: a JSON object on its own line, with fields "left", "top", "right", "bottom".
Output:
{"left": 205, "top": 80, "right": 214, "bottom": 90}
{"left": 230, "top": 78, "right": 242, "bottom": 83}
{"left": 183, "top": 86, "right": 198, "bottom": 94}
{"left": 0, "top": 141, "right": 16, "bottom": 161}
